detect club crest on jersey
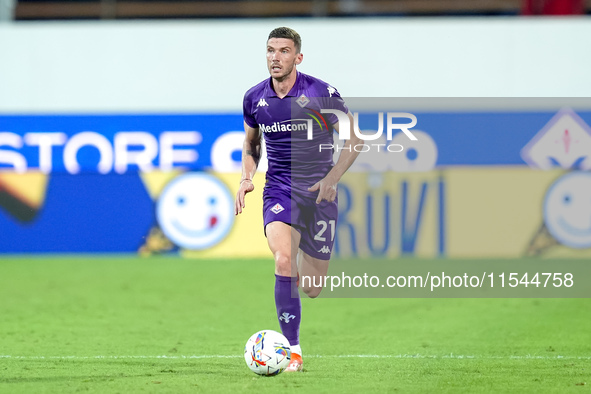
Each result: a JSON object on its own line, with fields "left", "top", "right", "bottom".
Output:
{"left": 271, "top": 203, "right": 285, "bottom": 214}
{"left": 296, "top": 94, "right": 310, "bottom": 108}
{"left": 257, "top": 98, "right": 269, "bottom": 107}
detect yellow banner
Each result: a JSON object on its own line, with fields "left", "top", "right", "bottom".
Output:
{"left": 181, "top": 173, "right": 269, "bottom": 259}
{"left": 155, "top": 169, "right": 591, "bottom": 259}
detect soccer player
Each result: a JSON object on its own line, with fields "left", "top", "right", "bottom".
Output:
{"left": 235, "top": 27, "right": 362, "bottom": 372}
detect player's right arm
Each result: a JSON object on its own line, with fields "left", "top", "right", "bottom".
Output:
{"left": 235, "top": 122, "right": 261, "bottom": 215}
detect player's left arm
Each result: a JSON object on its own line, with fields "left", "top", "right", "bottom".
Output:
{"left": 308, "top": 111, "right": 363, "bottom": 204}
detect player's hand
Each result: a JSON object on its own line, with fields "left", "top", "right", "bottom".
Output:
{"left": 235, "top": 179, "right": 255, "bottom": 215}
{"left": 308, "top": 175, "right": 338, "bottom": 204}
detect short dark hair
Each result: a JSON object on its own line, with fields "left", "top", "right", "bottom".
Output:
{"left": 268, "top": 27, "right": 301, "bottom": 53}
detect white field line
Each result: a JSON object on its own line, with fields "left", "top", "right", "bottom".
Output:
{"left": 1, "top": 354, "right": 590, "bottom": 360}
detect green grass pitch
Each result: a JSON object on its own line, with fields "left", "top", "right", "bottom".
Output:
{"left": 1, "top": 256, "right": 590, "bottom": 393}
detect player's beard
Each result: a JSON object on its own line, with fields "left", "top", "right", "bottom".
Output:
{"left": 269, "top": 61, "right": 296, "bottom": 82}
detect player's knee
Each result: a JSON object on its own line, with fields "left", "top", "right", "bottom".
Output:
{"left": 302, "top": 284, "right": 323, "bottom": 298}
{"left": 274, "top": 254, "right": 294, "bottom": 277}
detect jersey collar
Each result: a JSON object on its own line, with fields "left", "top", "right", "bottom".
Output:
{"left": 266, "top": 71, "right": 302, "bottom": 98}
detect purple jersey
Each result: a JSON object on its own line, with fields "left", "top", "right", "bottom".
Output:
{"left": 243, "top": 72, "right": 348, "bottom": 195}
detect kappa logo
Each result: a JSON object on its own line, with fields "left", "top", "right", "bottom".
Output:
{"left": 270, "top": 203, "right": 284, "bottom": 214}
{"left": 317, "top": 245, "right": 331, "bottom": 254}
{"left": 327, "top": 86, "right": 336, "bottom": 97}
{"left": 296, "top": 94, "right": 310, "bottom": 108}
{"left": 257, "top": 98, "right": 269, "bottom": 107}
{"left": 279, "top": 312, "right": 296, "bottom": 323}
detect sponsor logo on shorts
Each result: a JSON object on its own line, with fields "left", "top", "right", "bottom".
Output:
{"left": 317, "top": 245, "right": 331, "bottom": 254}
{"left": 271, "top": 203, "right": 284, "bottom": 214}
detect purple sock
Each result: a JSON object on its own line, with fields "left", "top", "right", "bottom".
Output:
{"left": 275, "top": 274, "right": 301, "bottom": 346}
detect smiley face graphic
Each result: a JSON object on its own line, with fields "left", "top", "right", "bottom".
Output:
{"left": 156, "top": 173, "right": 234, "bottom": 250}
{"left": 544, "top": 172, "right": 591, "bottom": 249}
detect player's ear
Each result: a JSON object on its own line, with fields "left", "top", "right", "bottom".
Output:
{"left": 295, "top": 53, "right": 303, "bottom": 65}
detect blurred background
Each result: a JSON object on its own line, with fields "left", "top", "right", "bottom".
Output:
{"left": 1, "top": 0, "right": 590, "bottom": 259}
{"left": 2, "top": 0, "right": 590, "bottom": 20}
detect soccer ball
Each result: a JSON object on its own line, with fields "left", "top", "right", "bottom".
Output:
{"left": 244, "top": 330, "right": 291, "bottom": 376}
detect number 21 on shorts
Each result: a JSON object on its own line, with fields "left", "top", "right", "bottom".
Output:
{"left": 314, "top": 220, "right": 335, "bottom": 242}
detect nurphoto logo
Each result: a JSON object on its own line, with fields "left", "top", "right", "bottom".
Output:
{"left": 306, "top": 109, "right": 418, "bottom": 153}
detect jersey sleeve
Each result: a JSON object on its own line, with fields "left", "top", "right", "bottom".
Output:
{"left": 243, "top": 92, "right": 258, "bottom": 129}
{"left": 322, "top": 85, "right": 349, "bottom": 127}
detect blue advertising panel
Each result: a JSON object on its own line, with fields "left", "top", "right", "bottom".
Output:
{"left": 1, "top": 110, "right": 590, "bottom": 254}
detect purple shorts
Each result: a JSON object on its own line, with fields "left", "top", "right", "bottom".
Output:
{"left": 263, "top": 185, "right": 338, "bottom": 260}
